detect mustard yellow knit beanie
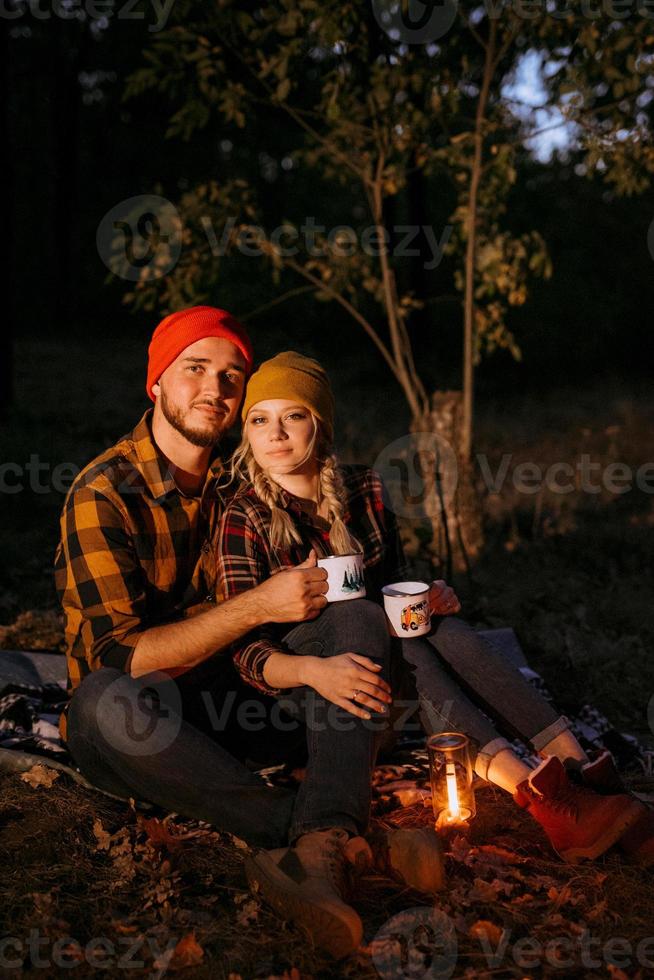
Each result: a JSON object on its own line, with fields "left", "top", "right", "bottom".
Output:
{"left": 241, "top": 351, "right": 334, "bottom": 443}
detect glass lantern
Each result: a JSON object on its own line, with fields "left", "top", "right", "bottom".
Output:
{"left": 427, "top": 732, "right": 476, "bottom": 828}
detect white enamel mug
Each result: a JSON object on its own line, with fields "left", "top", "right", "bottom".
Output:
{"left": 317, "top": 553, "right": 366, "bottom": 602}
{"left": 382, "top": 580, "right": 431, "bottom": 637}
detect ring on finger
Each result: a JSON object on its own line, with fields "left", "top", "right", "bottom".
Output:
{"left": 352, "top": 689, "right": 360, "bottom": 701}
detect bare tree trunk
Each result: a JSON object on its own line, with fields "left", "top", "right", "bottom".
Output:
{"left": 370, "top": 167, "right": 429, "bottom": 423}
{"left": 415, "top": 390, "right": 485, "bottom": 576}
{"left": 462, "top": 21, "right": 497, "bottom": 462}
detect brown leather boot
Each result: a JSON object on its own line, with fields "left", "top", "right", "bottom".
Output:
{"left": 345, "top": 827, "right": 446, "bottom": 894}
{"left": 514, "top": 756, "right": 643, "bottom": 863}
{"left": 581, "top": 750, "right": 654, "bottom": 868}
{"left": 244, "top": 827, "right": 362, "bottom": 959}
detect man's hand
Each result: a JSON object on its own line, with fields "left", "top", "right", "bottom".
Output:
{"left": 255, "top": 549, "right": 329, "bottom": 624}
{"left": 429, "top": 579, "right": 461, "bottom": 616}
{"left": 302, "top": 653, "right": 392, "bottom": 719}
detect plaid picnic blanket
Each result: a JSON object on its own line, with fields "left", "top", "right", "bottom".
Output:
{"left": 0, "top": 681, "right": 70, "bottom": 760}
{"left": 509, "top": 667, "right": 647, "bottom": 773}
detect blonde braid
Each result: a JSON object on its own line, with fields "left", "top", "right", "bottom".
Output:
{"left": 249, "top": 458, "right": 304, "bottom": 551}
{"left": 319, "top": 453, "right": 362, "bottom": 556}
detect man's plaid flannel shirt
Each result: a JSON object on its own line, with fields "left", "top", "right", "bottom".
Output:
{"left": 54, "top": 410, "right": 226, "bottom": 739}
{"left": 215, "top": 464, "right": 409, "bottom": 696}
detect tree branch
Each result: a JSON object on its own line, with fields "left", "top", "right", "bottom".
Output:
{"left": 281, "top": 256, "right": 401, "bottom": 383}
{"left": 241, "top": 286, "right": 315, "bottom": 322}
{"left": 220, "top": 36, "right": 366, "bottom": 183}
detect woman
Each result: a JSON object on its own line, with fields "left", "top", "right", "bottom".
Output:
{"left": 216, "top": 351, "right": 648, "bottom": 868}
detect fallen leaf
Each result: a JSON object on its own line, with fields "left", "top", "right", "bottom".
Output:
{"left": 468, "top": 919, "right": 504, "bottom": 947}
{"left": 235, "top": 898, "right": 259, "bottom": 928}
{"left": 586, "top": 899, "right": 608, "bottom": 922}
{"left": 475, "top": 844, "right": 526, "bottom": 866}
{"left": 448, "top": 834, "right": 473, "bottom": 864}
{"left": 141, "top": 818, "right": 183, "bottom": 851}
{"left": 547, "top": 884, "right": 581, "bottom": 909}
{"left": 167, "top": 933, "right": 204, "bottom": 971}
{"left": 469, "top": 877, "right": 514, "bottom": 903}
{"left": 20, "top": 764, "right": 60, "bottom": 789}
{"left": 510, "top": 894, "right": 541, "bottom": 910}
{"left": 607, "top": 967, "right": 631, "bottom": 980}
{"left": 111, "top": 921, "right": 140, "bottom": 935}
{"left": 94, "top": 825, "right": 137, "bottom": 887}
{"left": 542, "top": 913, "right": 585, "bottom": 936}
{"left": 138, "top": 816, "right": 204, "bottom": 851}
{"left": 92, "top": 819, "right": 112, "bottom": 851}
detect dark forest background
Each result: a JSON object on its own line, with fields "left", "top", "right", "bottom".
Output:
{"left": 4, "top": 10, "right": 654, "bottom": 407}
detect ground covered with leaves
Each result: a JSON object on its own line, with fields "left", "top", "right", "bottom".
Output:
{"left": 1, "top": 760, "right": 653, "bottom": 979}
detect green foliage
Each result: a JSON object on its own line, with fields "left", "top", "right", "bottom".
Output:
{"left": 122, "top": 0, "right": 652, "bottom": 425}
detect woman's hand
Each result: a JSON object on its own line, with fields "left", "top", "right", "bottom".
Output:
{"left": 302, "top": 653, "right": 392, "bottom": 719}
{"left": 429, "top": 580, "right": 461, "bottom": 616}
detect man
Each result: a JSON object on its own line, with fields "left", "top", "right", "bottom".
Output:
{"left": 55, "top": 306, "right": 442, "bottom": 960}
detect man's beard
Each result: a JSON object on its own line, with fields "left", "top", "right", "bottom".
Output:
{"left": 159, "top": 387, "right": 228, "bottom": 448}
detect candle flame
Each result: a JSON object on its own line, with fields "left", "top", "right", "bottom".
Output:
{"left": 445, "top": 761, "right": 460, "bottom": 821}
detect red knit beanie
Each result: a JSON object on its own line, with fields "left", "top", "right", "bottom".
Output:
{"left": 146, "top": 306, "right": 254, "bottom": 401}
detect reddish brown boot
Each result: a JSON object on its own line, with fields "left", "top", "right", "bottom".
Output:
{"left": 581, "top": 750, "right": 654, "bottom": 868}
{"left": 514, "top": 756, "right": 642, "bottom": 864}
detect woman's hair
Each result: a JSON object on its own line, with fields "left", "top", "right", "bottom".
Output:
{"left": 228, "top": 415, "right": 362, "bottom": 555}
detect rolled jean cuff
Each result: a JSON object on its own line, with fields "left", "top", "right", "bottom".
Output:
{"left": 530, "top": 715, "right": 571, "bottom": 753}
{"left": 474, "top": 737, "right": 513, "bottom": 780}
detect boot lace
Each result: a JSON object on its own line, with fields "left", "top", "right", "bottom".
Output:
{"left": 322, "top": 830, "right": 350, "bottom": 895}
{"left": 534, "top": 780, "right": 594, "bottom": 820}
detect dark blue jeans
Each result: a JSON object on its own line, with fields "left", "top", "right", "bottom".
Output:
{"left": 280, "top": 599, "right": 391, "bottom": 841}
{"left": 65, "top": 600, "right": 390, "bottom": 848}
{"left": 395, "top": 616, "right": 569, "bottom": 774}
